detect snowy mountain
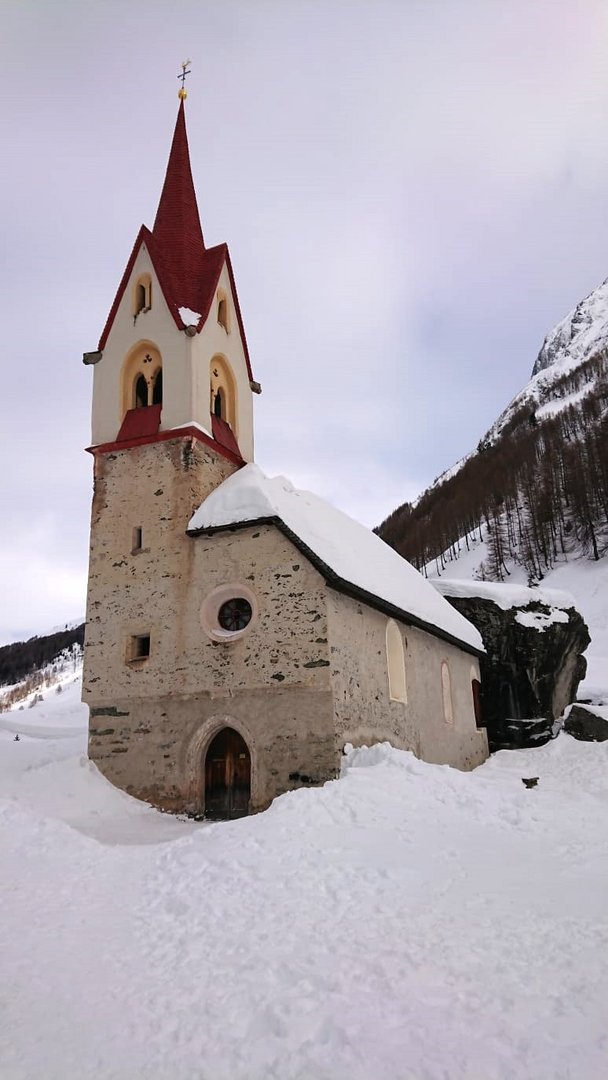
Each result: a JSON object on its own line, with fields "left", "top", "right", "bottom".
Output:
{"left": 485, "top": 277, "right": 608, "bottom": 443}
{"left": 533, "top": 276, "right": 608, "bottom": 375}
{"left": 441, "top": 275, "right": 608, "bottom": 468}
{"left": 378, "top": 275, "right": 608, "bottom": 703}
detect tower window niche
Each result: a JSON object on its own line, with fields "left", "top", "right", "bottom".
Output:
{"left": 217, "top": 292, "right": 229, "bottom": 332}
{"left": 133, "top": 275, "right": 152, "bottom": 316}
{"left": 128, "top": 634, "right": 151, "bottom": 663}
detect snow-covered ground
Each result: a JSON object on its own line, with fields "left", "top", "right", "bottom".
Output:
{"left": 2, "top": 675, "right": 608, "bottom": 1079}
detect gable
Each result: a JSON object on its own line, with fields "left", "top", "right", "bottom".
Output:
{"left": 97, "top": 231, "right": 253, "bottom": 382}
{"left": 188, "top": 466, "right": 484, "bottom": 658}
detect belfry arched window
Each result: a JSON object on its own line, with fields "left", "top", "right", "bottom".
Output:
{"left": 210, "top": 355, "right": 237, "bottom": 431}
{"left": 121, "top": 342, "right": 163, "bottom": 418}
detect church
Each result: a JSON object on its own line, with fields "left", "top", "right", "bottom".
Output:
{"left": 82, "top": 93, "right": 488, "bottom": 819}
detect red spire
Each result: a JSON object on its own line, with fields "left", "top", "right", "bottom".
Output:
{"left": 152, "top": 99, "right": 205, "bottom": 298}
{"left": 97, "top": 99, "right": 254, "bottom": 382}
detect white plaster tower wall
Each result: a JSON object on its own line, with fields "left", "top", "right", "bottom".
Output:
{"left": 91, "top": 245, "right": 188, "bottom": 445}
{"left": 91, "top": 247, "right": 254, "bottom": 461}
{"left": 191, "top": 260, "right": 254, "bottom": 461}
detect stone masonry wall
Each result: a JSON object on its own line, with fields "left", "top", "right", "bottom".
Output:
{"left": 327, "top": 592, "right": 489, "bottom": 771}
{"left": 89, "top": 686, "right": 336, "bottom": 813}
{"left": 85, "top": 454, "right": 339, "bottom": 809}
{"left": 83, "top": 436, "right": 235, "bottom": 702}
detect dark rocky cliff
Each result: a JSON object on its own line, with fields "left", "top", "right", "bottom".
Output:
{"left": 438, "top": 589, "right": 589, "bottom": 751}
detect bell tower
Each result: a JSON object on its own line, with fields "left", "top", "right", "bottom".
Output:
{"left": 85, "top": 96, "right": 258, "bottom": 458}
{"left": 82, "top": 91, "right": 260, "bottom": 805}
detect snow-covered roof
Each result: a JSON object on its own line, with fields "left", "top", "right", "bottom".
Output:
{"left": 432, "top": 577, "right": 577, "bottom": 612}
{"left": 188, "top": 465, "right": 483, "bottom": 654}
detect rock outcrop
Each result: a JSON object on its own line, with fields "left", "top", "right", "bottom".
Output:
{"left": 433, "top": 580, "right": 590, "bottom": 751}
{"left": 563, "top": 704, "right": 608, "bottom": 742}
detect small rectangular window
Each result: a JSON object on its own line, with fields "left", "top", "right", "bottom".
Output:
{"left": 132, "top": 526, "right": 143, "bottom": 552}
{"left": 129, "top": 634, "right": 150, "bottom": 662}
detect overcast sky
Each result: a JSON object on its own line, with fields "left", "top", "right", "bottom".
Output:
{"left": 2, "top": 0, "right": 608, "bottom": 644}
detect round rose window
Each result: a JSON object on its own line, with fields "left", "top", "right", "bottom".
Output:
{"left": 200, "top": 584, "right": 257, "bottom": 642}
{"left": 217, "top": 597, "right": 253, "bottom": 632}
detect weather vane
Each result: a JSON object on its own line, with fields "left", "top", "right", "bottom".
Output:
{"left": 178, "top": 59, "right": 191, "bottom": 100}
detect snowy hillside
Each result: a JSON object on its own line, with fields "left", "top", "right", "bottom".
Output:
{"left": 418, "top": 274, "right": 608, "bottom": 491}
{"left": 1, "top": 675, "right": 608, "bottom": 1079}
{"left": 378, "top": 272, "right": 608, "bottom": 660}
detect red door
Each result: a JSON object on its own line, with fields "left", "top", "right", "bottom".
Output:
{"left": 204, "top": 728, "right": 251, "bottom": 819}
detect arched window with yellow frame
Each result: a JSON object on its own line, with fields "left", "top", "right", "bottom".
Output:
{"left": 441, "top": 660, "right": 454, "bottom": 724}
{"left": 121, "top": 342, "right": 163, "bottom": 419}
{"left": 386, "top": 619, "right": 407, "bottom": 703}
{"left": 210, "top": 355, "right": 237, "bottom": 432}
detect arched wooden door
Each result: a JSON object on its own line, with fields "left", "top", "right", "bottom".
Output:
{"left": 204, "top": 727, "right": 251, "bottom": 820}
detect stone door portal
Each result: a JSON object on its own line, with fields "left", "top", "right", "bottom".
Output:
{"left": 204, "top": 727, "right": 251, "bottom": 819}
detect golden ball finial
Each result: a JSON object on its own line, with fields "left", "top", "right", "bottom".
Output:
{"left": 178, "top": 88, "right": 188, "bottom": 100}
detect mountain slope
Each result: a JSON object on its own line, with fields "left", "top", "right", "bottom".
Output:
{"left": 378, "top": 276, "right": 608, "bottom": 574}
{"left": 378, "top": 275, "right": 608, "bottom": 700}
{"left": 0, "top": 623, "right": 84, "bottom": 690}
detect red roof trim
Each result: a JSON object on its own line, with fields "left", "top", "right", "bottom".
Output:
{"left": 224, "top": 248, "right": 253, "bottom": 382}
{"left": 98, "top": 226, "right": 148, "bottom": 350}
{"left": 180, "top": 242, "right": 227, "bottom": 332}
{"left": 116, "top": 403, "right": 162, "bottom": 442}
{"left": 211, "top": 414, "right": 242, "bottom": 458}
{"left": 98, "top": 227, "right": 196, "bottom": 350}
{"left": 86, "top": 424, "right": 245, "bottom": 467}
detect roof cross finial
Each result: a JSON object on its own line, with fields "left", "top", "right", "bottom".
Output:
{"left": 177, "top": 59, "right": 191, "bottom": 100}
